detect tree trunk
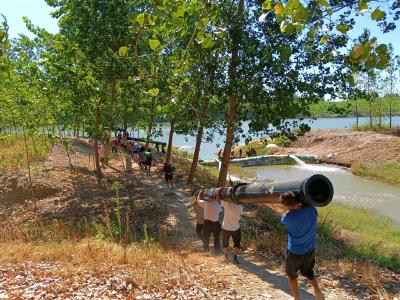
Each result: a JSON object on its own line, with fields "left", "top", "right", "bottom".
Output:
{"left": 22, "top": 127, "right": 32, "bottom": 184}
{"left": 94, "top": 139, "right": 101, "bottom": 176}
{"left": 188, "top": 98, "right": 210, "bottom": 184}
{"left": 355, "top": 98, "right": 359, "bottom": 129}
{"left": 369, "top": 101, "right": 372, "bottom": 127}
{"left": 146, "top": 97, "right": 157, "bottom": 148}
{"left": 104, "top": 80, "right": 116, "bottom": 163}
{"left": 389, "top": 98, "right": 392, "bottom": 129}
{"left": 145, "top": 119, "right": 154, "bottom": 149}
{"left": 379, "top": 98, "right": 382, "bottom": 127}
{"left": 166, "top": 119, "right": 175, "bottom": 164}
{"left": 217, "top": 0, "right": 244, "bottom": 187}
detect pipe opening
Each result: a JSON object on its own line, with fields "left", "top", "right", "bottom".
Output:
{"left": 304, "top": 174, "right": 333, "bottom": 207}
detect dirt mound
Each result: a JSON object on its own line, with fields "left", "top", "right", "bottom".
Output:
{"left": 0, "top": 174, "right": 59, "bottom": 206}
{"left": 278, "top": 129, "right": 400, "bottom": 167}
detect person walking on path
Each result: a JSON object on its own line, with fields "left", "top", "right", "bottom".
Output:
{"left": 192, "top": 189, "right": 205, "bottom": 242}
{"left": 221, "top": 200, "right": 243, "bottom": 264}
{"left": 280, "top": 192, "right": 325, "bottom": 300}
{"left": 161, "top": 162, "right": 174, "bottom": 189}
{"left": 197, "top": 187, "right": 222, "bottom": 252}
{"left": 144, "top": 148, "right": 153, "bottom": 176}
{"left": 138, "top": 146, "right": 146, "bottom": 170}
{"left": 131, "top": 142, "right": 139, "bottom": 161}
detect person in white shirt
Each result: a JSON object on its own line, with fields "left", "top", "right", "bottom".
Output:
{"left": 197, "top": 187, "right": 222, "bottom": 252}
{"left": 222, "top": 200, "right": 243, "bottom": 264}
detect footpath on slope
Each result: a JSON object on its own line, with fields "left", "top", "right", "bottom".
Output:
{"left": 0, "top": 139, "right": 390, "bottom": 299}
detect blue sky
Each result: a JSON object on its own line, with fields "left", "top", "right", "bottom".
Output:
{"left": 1, "top": 0, "right": 399, "bottom": 55}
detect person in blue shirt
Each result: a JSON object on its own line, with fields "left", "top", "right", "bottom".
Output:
{"left": 280, "top": 191, "right": 325, "bottom": 300}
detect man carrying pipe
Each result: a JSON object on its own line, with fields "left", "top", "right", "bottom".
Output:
{"left": 192, "top": 174, "right": 334, "bottom": 207}
{"left": 279, "top": 192, "right": 325, "bottom": 300}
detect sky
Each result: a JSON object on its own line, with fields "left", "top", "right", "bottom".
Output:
{"left": 1, "top": 0, "right": 399, "bottom": 54}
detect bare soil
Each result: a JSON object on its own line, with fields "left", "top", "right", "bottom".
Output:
{"left": 276, "top": 129, "right": 400, "bottom": 167}
{"left": 0, "top": 139, "right": 399, "bottom": 299}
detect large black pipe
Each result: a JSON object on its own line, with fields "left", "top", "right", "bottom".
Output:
{"left": 197, "top": 174, "right": 333, "bottom": 207}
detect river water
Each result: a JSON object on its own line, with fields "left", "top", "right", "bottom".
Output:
{"left": 246, "top": 163, "right": 400, "bottom": 225}
{"left": 136, "top": 116, "right": 400, "bottom": 160}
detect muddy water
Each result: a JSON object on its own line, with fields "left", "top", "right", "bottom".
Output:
{"left": 247, "top": 164, "right": 400, "bottom": 225}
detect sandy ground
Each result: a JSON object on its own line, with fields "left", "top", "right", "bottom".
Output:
{"left": 275, "top": 129, "right": 400, "bottom": 167}
{"left": 0, "top": 139, "right": 398, "bottom": 299}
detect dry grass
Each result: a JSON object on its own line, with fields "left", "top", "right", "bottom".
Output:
{"left": 0, "top": 239, "right": 181, "bottom": 284}
{"left": 0, "top": 134, "right": 56, "bottom": 170}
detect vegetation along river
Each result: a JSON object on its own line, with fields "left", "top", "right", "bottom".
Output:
{"left": 135, "top": 116, "right": 400, "bottom": 160}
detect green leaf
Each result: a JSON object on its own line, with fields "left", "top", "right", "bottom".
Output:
{"left": 136, "top": 13, "right": 145, "bottom": 25}
{"left": 156, "top": 0, "right": 165, "bottom": 10}
{"left": 215, "top": 30, "right": 224, "bottom": 38}
{"left": 149, "top": 88, "right": 159, "bottom": 97}
{"left": 201, "top": 17, "right": 208, "bottom": 26}
{"left": 196, "top": 32, "right": 205, "bottom": 43}
{"left": 317, "top": 0, "right": 329, "bottom": 7}
{"left": 336, "top": 23, "right": 349, "bottom": 34}
{"left": 327, "top": 8, "right": 333, "bottom": 15}
{"left": 172, "top": 17, "right": 184, "bottom": 26}
{"left": 351, "top": 44, "right": 365, "bottom": 60}
{"left": 280, "top": 21, "right": 296, "bottom": 34}
{"left": 202, "top": 38, "right": 215, "bottom": 49}
{"left": 263, "top": 0, "right": 272, "bottom": 10}
{"left": 149, "top": 39, "right": 161, "bottom": 51}
{"left": 128, "top": 13, "right": 136, "bottom": 24}
{"left": 148, "top": 14, "right": 157, "bottom": 26}
{"left": 376, "top": 44, "right": 388, "bottom": 55}
{"left": 307, "top": 27, "right": 317, "bottom": 39}
{"left": 287, "top": 0, "right": 300, "bottom": 10}
{"left": 358, "top": 0, "right": 368, "bottom": 12}
{"left": 371, "top": 8, "right": 386, "bottom": 21}
{"left": 176, "top": 6, "right": 185, "bottom": 17}
{"left": 319, "top": 35, "right": 330, "bottom": 43}
{"left": 118, "top": 46, "right": 128, "bottom": 57}
{"left": 156, "top": 104, "right": 162, "bottom": 113}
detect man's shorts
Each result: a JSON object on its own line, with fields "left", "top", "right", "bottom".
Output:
{"left": 285, "top": 249, "right": 315, "bottom": 280}
{"left": 222, "top": 228, "right": 241, "bottom": 248}
{"left": 165, "top": 173, "right": 173, "bottom": 181}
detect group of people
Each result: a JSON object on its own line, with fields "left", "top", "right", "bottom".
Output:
{"left": 194, "top": 186, "right": 243, "bottom": 264}
{"left": 193, "top": 187, "right": 325, "bottom": 300}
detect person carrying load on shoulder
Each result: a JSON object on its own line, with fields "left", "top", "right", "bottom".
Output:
{"left": 280, "top": 191, "right": 325, "bottom": 300}
{"left": 221, "top": 199, "right": 243, "bottom": 264}
{"left": 197, "top": 187, "right": 222, "bottom": 253}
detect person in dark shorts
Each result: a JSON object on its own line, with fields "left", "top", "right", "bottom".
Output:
{"left": 197, "top": 187, "right": 222, "bottom": 252}
{"left": 221, "top": 200, "right": 243, "bottom": 264}
{"left": 162, "top": 162, "right": 174, "bottom": 188}
{"left": 144, "top": 148, "right": 153, "bottom": 176}
{"left": 280, "top": 192, "right": 325, "bottom": 300}
{"left": 138, "top": 146, "right": 146, "bottom": 170}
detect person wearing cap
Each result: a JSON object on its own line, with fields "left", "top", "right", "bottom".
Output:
{"left": 197, "top": 187, "right": 222, "bottom": 252}
{"left": 280, "top": 191, "right": 325, "bottom": 300}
